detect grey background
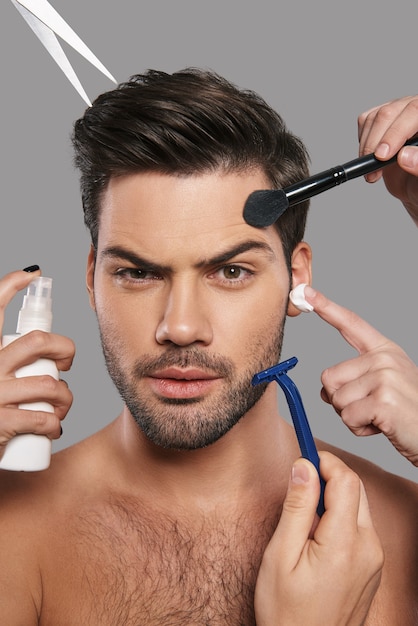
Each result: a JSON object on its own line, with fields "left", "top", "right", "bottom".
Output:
{"left": 1, "top": 0, "right": 417, "bottom": 481}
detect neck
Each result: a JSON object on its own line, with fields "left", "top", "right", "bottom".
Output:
{"left": 109, "top": 385, "right": 300, "bottom": 512}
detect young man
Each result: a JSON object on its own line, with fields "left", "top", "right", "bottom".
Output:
{"left": 0, "top": 69, "right": 416, "bottom": 625}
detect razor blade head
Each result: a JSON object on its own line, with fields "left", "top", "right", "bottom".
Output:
{"left": 252, "top": 356, "right": 298, "bottom": 386}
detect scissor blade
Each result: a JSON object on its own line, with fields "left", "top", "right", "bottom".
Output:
{"left": 13, "top": 0, "right": 116, "bottom": 84}
{"left": 11, "top": 0, "right": 92, "bottom": 105}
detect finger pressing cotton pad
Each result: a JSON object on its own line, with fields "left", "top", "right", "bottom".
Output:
{"left": 289, "top": 283, "right": 313, "bottom": 312}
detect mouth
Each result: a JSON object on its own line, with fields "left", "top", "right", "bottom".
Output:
{"left": 147, "top": 368, "right": 221, "bottom": 399}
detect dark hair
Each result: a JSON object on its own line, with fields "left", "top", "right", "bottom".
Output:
{"left": 72, "top": 68, "right": 310, "bottom": 266}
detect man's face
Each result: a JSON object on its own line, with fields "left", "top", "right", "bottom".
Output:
{"left": 87, "top": 170, "right": 311, "bottom": 450}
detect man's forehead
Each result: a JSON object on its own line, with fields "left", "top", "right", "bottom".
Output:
{"left": 98, "top": 169, "right": 276, "bottom": 242}
{"left": 101, "top": 169, "right": 270, "bottom": 209}
{"left": 97, "top": 171, "right": 285, "bottom": 268}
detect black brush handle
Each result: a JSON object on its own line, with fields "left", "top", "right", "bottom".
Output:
{"left": 286, "top": 135, "right": 418, "bottom": 207}
{"left": 243, "top": 136, "right": 418, "bottom": 227}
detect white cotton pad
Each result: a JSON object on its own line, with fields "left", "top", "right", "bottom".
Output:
{"left": 289, "top": 283, "right": 314, "bottom": 313}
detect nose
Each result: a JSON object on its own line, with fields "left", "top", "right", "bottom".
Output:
{"left": 155, "top": 279, "right": 213, "bottom": 347}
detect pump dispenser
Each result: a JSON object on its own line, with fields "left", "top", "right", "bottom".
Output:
{"left": 16, "top": 277, "right": 53, "bottom": 334}
{"left": 0, "top": 277, "right": 58, "bottom": 471}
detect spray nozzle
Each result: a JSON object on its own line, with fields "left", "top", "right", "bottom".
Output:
{"left": 16, "top": 276, "right": 53, "bottom": 335}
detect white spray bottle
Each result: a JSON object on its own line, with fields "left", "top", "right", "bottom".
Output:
{"left": 0, "top": 276, "right": 58, "bottom": 471}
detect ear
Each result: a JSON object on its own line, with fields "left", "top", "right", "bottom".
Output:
{"left": 287, "top": 241, "right": 312, "bottom": 317}
{"left": 86, "top": 245, "right": 96, "bottom": 311}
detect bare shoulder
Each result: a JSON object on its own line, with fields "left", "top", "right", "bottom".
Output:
{"left": 0, "top": 454, "right": 62, "bottom": 623}
{"left": 318, "top": 440, "right": 418, "bottom": 625}
{"left": 0, "top": 426, "right": 114, "bottom": 624}
{"left": 0, "top": 426, "right": 107, "bottom": 496}
{"left": 0, "top": 426, "right": 108, "bottom": 538}
{"left": 317, "top": 439, "right": 418, "bottom": 515}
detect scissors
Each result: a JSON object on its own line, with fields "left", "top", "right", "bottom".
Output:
{"left": 10, "top": 0, "right": 117, "bottom": 106}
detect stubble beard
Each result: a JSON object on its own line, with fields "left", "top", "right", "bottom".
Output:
{"left": 99, "top": 323, "right": 285, "bottom": 451}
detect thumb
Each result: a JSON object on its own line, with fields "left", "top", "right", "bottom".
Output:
{"left": 398, "top": 144, "right": 418, "bottom": 175}
{"left": 0, "top": 268, "right": 41, "bottom": 345}
{"left": 269, "top": 458, "right": 320, "bottom": 568}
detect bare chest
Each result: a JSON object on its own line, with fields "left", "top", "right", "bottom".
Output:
{"left": 40, "top": 496, "right": 280, "bottom": 626}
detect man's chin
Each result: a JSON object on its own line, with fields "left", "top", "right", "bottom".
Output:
{"left": 129, "top": 403, "right": 242, "bottom": 451}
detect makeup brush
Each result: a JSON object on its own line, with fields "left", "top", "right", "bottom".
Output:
{"left": 243, "top": 136, "right": 418, "bottom": 228}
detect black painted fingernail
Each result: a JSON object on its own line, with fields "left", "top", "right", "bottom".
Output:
{"left": 22, "top": 264, "right": 40, "bottom": 273}
{"left": 60, "top": 426, "right": 63, "bottom": 437}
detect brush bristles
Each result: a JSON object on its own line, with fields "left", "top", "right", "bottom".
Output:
{"left": 243, "top": 189, "right": 289, "bottom": 227}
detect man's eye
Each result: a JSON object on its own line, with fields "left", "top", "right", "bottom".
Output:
{"left": 222, "top": 265, "right": 243, "bottom": 280}
{"left": 214, "top": 265, "right": 254, "bottom": 285}
{"left": 115, "top": 268, "right": 160, "bottom": 282}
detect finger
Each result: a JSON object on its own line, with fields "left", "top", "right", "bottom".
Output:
{"left": 321, "top": 353, "right": 371, "bottom": 400}
{"left": 358, "top": 105, "right": 383, "bottom": 154}
{"left": 356, "top": 481, "right": 384, "bottom": 579}
{"left": 320, "top": 385, "right": 331, "bottom": 404}
{"left": 338, "top": 394, "right": 384, "bottom": 436}
{"left": 0, "top": 408, "right": 63, "bottom": 450}
{"left": 0, "top": 331, "right": 75, "bottom": 375}
{"left": 358, "top": 97, "right": 417, "bottom": 158}
{"left": 0, "top": 377, "right": 73, "bottom": 420}
{"left": 356, "top": 479, "right": 375, "bottom": 529}
{"left": 322, "top": 364, "right": 375, "bottom": 415}
{"left": 320, "top": 382, "right": 383, "bottom": 436}
{"left": 336, "top": 373, "right": 414, "bottom": 437}
{"left": 398, "top": 144, "right": 418, "bottom": 175}
{"left": 268, "top": 458, "right": 320, "bottom": 568}
{"left": 357, "top": 97, "right": 418, "bottom": 183}
{"left": 313, "top": 452, "right": 362, "bottom": 542}
{"left": 320, "top": 351, "right": 395, "bottom": 406}
{"left": 0, "top": 268, "right": 41, "bottom": 339}
{"left": 373, "top": 99, "right": 418, "bottom": 160}
{"left": 321, "top": 346, "right": 412, "bottom": 408}
{"left": 304, "top": 286, "right": 389, "bottom": 355}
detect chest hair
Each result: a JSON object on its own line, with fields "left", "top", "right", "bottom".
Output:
{"left": 68, "top": 493, "right": 281, "bottom": 626}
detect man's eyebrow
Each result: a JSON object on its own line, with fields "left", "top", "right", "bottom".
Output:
{"left": 196, "top": 240, "right": 276, "bottom": 267}
{"left": 99, "top": 245, "right": 170, "bottom": 272}
{"left": 99, "top": 241, "right": 276, "bottom": 271}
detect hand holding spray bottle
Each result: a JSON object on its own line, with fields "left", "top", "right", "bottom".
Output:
{"left": 0, "top": 276, "right": 58, "bottom": 471}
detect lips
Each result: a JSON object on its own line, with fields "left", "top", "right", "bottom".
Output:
{"left": 150, "top": 367, "right": 219, "bottom": 381}
{"left": 147, "top": 367, "right": 220, "bottom": 399}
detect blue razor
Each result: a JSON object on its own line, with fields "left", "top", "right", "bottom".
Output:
{"left": 252, "top": 357, "right": 325, "bottom": 516}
